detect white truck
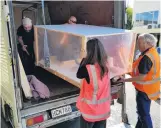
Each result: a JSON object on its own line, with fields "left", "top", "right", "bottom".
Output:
{"left": 1, "top": 1, "right": 130, "bottom": 128}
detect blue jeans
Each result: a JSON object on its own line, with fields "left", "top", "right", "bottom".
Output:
{"left": 136, "top": 90, "right": 153, "bottom": 128}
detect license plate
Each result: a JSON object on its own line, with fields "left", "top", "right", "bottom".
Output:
{"left": 51, "top": 105, "right": 72, "bottom": 118}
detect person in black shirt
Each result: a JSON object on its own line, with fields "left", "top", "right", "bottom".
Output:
{"left": 17, "top": 17, "right": 35, "bottom": 75}
{"left": 65, "top": 16, "right": 77, "bottom": 24}
{"left": 120, "top": 33, "right": 159, "bottom": 128}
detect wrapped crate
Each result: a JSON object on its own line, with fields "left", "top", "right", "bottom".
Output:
{"left": 34, "top": 24, "right": 136, "bottom": 87}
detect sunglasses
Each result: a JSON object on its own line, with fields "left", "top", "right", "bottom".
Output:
{"left": 70, "top": 19, "right": 77, "bottom": 23}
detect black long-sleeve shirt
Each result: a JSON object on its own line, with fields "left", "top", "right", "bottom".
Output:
{"left": 76, "top": 59, "right": 92, "bottom": 84}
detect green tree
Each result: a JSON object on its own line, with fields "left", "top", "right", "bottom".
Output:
{"left": 126, "top": 7, "right": 133, "bottom": 30}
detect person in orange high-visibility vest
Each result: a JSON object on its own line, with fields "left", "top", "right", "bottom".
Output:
{"left": 76, "top": 38, "right": 111, "bottom": 128}
{"left": 120, "top": 33, "right": 160, "bottom": 128}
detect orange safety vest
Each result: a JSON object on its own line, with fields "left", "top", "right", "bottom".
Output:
{"left": 76, "top": 64, "right": 111, "bottom": 122}
{"left": 131, "top": 47, "right": 160, "bottom": 100}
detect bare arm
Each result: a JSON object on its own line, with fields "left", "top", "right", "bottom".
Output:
{"left": 18, "top": 36, "right": 29, "bottom": 55}
{"left": 123, "top": 74, "right": 146, "bottom": 82}
{"left": 18, "top": 36, "right": 24, "bottom": 47}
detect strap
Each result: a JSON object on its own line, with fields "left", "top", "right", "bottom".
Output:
{"left": 90, "top": 65, "right": 98, "bottom": 102}
{"left": 146, "top": 53, "right": 156, "bottom": 79}
{"left": 82, "top": 111, "right": 110, "bottom": 120}
{"left": 135, "top": 77, "right": 160, "bottom": 85}
{"left": 41, "top": 0, "right": 50, "bottom": 67}
{"left": 148, "top": 91, "right": 160, "bottom": 99}
{"left": 81, "top": 96, "right": 110, "bottom": 104}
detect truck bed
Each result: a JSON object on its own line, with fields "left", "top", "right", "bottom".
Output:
{"left": 23, "top": 66, "right": 80, "bottom": 108}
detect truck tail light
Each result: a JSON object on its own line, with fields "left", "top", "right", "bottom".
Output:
{"left": 26, "top": 113, "right": 48, "bottom": 127}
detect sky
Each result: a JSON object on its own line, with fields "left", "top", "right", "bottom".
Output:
{"left": 126, "top": 0, "right": 134, "bottom": 8}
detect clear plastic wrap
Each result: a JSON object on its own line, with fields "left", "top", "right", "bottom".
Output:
{"left": 34, "top": 24, "right": 136, "bottom": 87}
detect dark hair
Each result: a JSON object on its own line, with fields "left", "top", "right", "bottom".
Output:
{"left": 82, "top": 38, "right": 108, "bottom": 78}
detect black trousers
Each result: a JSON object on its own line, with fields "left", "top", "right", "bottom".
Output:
{"left": 18, "top": 44, "right": 35, "bottom": 75}
{"left": 80, "top": 116, "right": 106, "bottom": 128}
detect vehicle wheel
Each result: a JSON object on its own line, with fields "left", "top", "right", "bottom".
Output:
{"left": 148, "top": 25, "right": 152, "bottom": 29}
